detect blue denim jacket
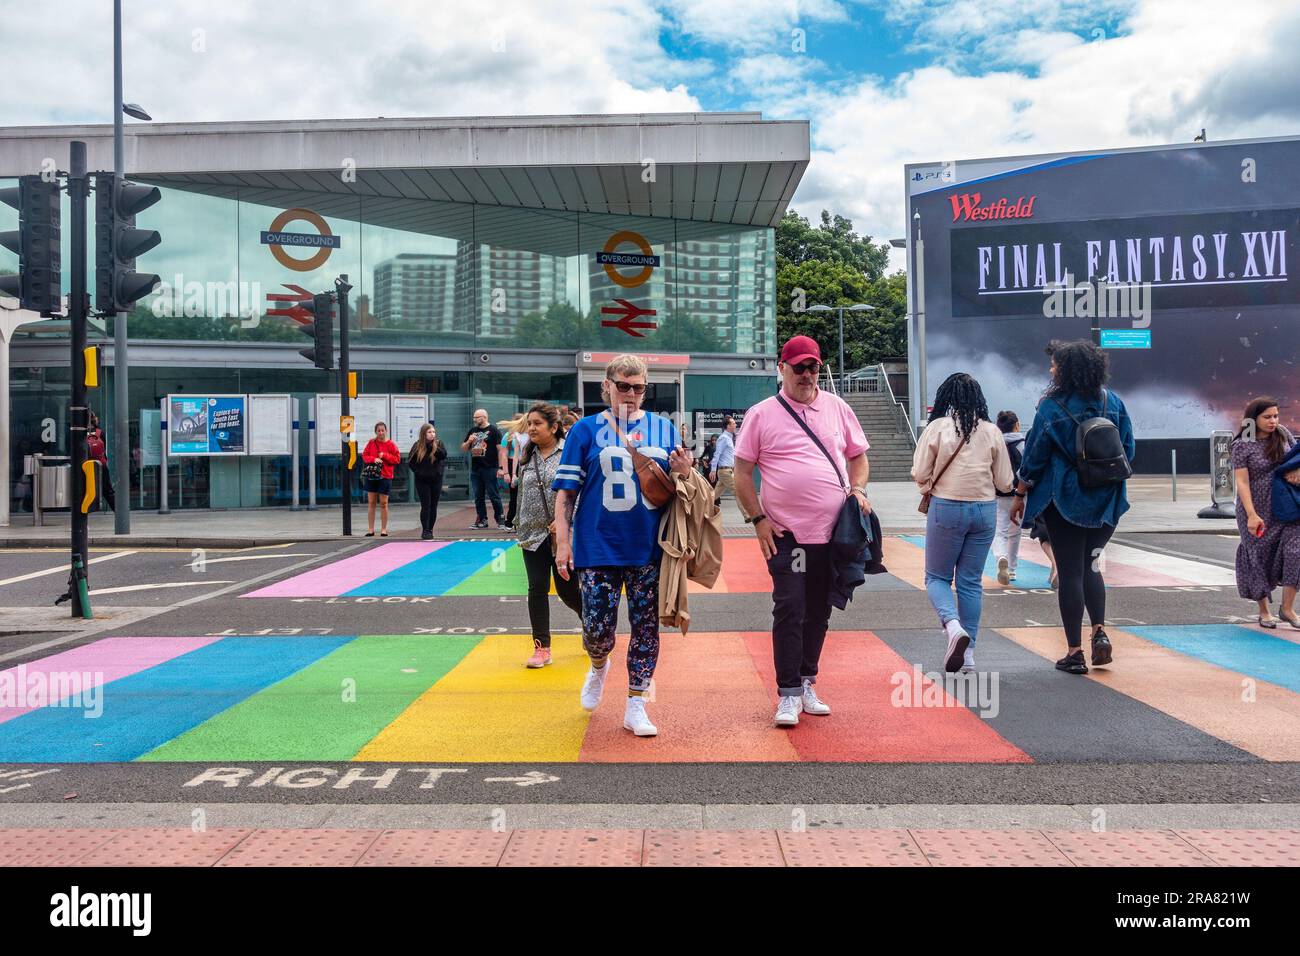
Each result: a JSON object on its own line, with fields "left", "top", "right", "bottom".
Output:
{"left": 1018, "top": 389, "right": 1136, "bottom": 528}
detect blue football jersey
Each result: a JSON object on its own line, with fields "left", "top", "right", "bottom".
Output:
{"left": 552, "top": 411, "right": 681, "bottom": 568}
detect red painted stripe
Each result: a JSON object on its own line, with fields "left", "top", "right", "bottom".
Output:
{"left": 742, "top": 631, "right": 1032, "bottom": 763}
{"left": 720, "top": 537, "right": 777, "bottom": 593}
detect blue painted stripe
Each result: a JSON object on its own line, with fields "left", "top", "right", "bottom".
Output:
{"left": 345, "top": 540, "right": 506, "bottom": 596}
{"left": 0, "top": 636, "right": 352, "bottom": 763}
{"left": 1127, "top": 625, "right": 1300, "bottom": 694}
{"left": 914, "top": 154, "right": 1104, "bottom": 196}
{"left": 900, "top": 534, "right": 1053, "bottom": 589}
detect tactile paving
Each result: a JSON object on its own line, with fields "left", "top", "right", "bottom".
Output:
{"left": 1040, "top": 830, "right": 1214, "bottom": 867}
{"left": 214, "top": 828, "right": 383, "bottom": 867}
{"left": 1174, "top": 829, "right": 1300, "bottom": 866}
{"left": 909, "top": 829, "right": 1073, "bottom": 867}
{"left": 778, "top": 829, "right": 930, "bottom": 867}
{"left": 0, "top": 828, "right": 128, "bottom": 867}
{"left": 80, "top": 828, "right": 253, "bottom": 867}
{"left": 643, "top": 829, "right": 785, "bottom": 867}
{"left": 357, "top": 829, "right": 510, "bottom": 867}
{"left": 498, "top": 829, "right": 643, "bottom": 867}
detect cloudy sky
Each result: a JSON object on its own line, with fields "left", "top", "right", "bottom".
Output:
{"left": 5, "top": 0, "right": 1299, "bottom": 266}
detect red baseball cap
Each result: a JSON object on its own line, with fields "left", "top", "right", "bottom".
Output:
{"left": 780, "top": 335, "right": 822, "bottom": 366}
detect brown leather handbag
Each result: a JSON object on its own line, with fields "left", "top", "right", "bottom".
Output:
{"left": 604, "top": 412, "right": 675, "bottom": 508}
{"left": 918, "top": 431, "right": 970, "bottom": 515}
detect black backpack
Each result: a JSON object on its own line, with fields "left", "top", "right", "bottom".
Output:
{"left": 1052, "top": 389, "right": 1131, "bottom": 488}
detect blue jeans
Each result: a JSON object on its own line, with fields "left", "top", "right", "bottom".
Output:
{"left": 470, "top": 468, "right": 502, "bottom": 522}
{"left": 924, "top": 497, "right": 996, "bottom": 643}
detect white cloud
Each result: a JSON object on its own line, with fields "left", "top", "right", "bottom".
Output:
{"left": 661, "top": 0, "right": 852, "bottom": 51}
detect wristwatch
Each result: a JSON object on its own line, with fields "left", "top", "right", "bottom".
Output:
{"left": 1013, "top": 488, "right": 1027, "bottom": 498}
{"left": 746, "top": 513, "right": 767, "bottom": 524}
{"left": 852, "top": 485, "right": 868, "bottom": 496}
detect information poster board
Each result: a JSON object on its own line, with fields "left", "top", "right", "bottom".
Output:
{"left": 249, "top": 394, "right": 293, "bottom": 456}
{"left": 390, "top": 395, "right": 431, "bottom": 448}
{"left": 315, "top": 394, "right": 390, "bottom": 455}
{"left": 167, "top": 394, "right": 247, "bottom": 456}
{"left": 140, "top": 409, "right": 161, "bottom": 466}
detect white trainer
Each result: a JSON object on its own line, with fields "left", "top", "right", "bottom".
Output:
{"left": 775, "top": 695, "right": 802, "bottom": 727}
{"left": 944, "top": 621, "right": 970, "bottom": 674}
{"left": 960, "top": 647, "right": 975, "bottom": 673}
{"left": 580, "top": 661, "right": 610, "bottom": 711}
{"left": 801, "top": 679, "right": 831, "bottom": 715}
{"left": 623, "top": 696, "right": 658, "bottom": 736}
{"left": 996, "top": 556, "right": 1011, "bottom": 585}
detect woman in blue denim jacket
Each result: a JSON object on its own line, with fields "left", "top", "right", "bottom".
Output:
{"left": 1009, "top": 340, "right": 1135, "bottom": 675}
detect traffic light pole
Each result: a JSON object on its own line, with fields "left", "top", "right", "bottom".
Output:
{"left": 337, "top": 274, "right": 353, "bottom": 537}
{"left": 112, "top": 0, "right": 130, "bottom": 536}
{"left": 68, "top": 142, "right": 91, "bottom": 619}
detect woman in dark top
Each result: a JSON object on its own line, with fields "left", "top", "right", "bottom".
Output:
{"left": 407, "top": 423, "right": 447, "bottom": 540}
{"left": 1009, "top": 340, "right": 1135, "bottom": 674}
{"left": 1231, "top": 397, "right": 1300, "bottom": 627}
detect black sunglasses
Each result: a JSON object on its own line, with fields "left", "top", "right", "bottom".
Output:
{"left": 789, "top": 361, "right": 822, "bottom": 376}
{"left": 610, "top": 379, "right": 648, "bottom": 395}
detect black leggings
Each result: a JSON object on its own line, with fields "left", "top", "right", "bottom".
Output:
{"left": 1041, "top": 503, "right": 1116, "bottom": 648}
{"left": 414, "top": 476, "right": 442, "bottom": 533}
{"left": 520, "top": 538, "right": 583, "bottom": 647}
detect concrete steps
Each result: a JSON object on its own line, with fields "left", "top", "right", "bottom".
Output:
{"left": 842, "top": 389, "right": 916, "bottom": 483}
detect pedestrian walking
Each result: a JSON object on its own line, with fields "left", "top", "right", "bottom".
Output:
{"left": 710, "top": 416, "right": 749, "bottom": 519}
{"left": 553, "top": 354, "right": 694, "bottom": 737}
{"left": 407, "top": 423, "right": 447, "bottom": 540}
{"left": 1009, "top": 340, "right": 1135, "bottom": 674}
{"left": 1231, "top": 397, "right": 1300, "bottom": 627}
{"left": 362, "top": 422, "right": 401, "bottom": 537}
{"left": 500, "top": 413, "right": 528, "bottom": 529}
{"left": 515, "top": 402, "right": 583, "bottom": 667}
{"left": 86, "top": 412, "right": 115, "bottom": 512}
{"left": 912, "top": 374, "right": 1014, "bottom": 673}
{"left": 462, "top": 408, "right": 507, "bottom": 529}
{"left": 733, "top": 335, "right": 872, "bottom": 727}
{"left": 992, "top": 410, "right": 1025, "bottom": 585}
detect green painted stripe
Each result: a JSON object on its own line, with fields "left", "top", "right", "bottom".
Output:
{"left": 138, "top": 634, "right": 483, "bottom": 762}
{"left": 445, "top": 542, "right": 529, "bottom": 596}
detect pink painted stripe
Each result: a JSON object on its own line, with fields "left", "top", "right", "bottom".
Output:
{"left": 1017, "top": 537, "right": 1189, "bottom": 587}
{"left": 0, "top": 636, "right": 221, "bottom": 724}
{"left": 243, "top": 542, "right": 448, "bottom": 597}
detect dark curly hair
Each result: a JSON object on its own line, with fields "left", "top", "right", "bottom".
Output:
{"left": 929, "top": 372, "right": 990, "bottom": 440}
{"left": 1045, "top": 339, "right": 1108, "bottom": 402}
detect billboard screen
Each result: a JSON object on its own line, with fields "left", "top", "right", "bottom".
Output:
{"left": 906, "top": 137, "right": 1300, "bottom": 439}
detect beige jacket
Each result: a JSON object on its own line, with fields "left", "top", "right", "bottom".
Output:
{"left": 912, "top": 416, "right": 1015, "bottom": 500}
{"left": 658, "top": 469, "right": 724, "bottom": 633}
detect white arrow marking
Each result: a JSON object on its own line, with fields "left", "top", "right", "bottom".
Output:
{"left": 483, "top": 771, "right": 560, "bottom": 787}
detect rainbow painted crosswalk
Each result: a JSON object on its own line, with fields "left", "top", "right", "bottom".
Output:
{"left": 2, "top": 624, "right": 1298, "bottom": 764}
{"left": 244, "top": 537, "right": 1236, "bottom": 599}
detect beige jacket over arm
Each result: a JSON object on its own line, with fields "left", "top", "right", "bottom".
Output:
{"left": 658, "top": 469, "right": 724, "bottom": 634}
{"left": 911, "top": 416, "right": 1015, "bottom": 500}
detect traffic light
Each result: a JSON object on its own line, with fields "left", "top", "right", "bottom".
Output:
{"left": 94, "top": 173, "right": 161, "bottom": 314}
{"left": 298, "top": 292, "right": 335, "bottom": 369}
{"left": 0, "top": 175, "right": 62, "bottom": 314}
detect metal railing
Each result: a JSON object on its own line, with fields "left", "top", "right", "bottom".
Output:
{"left": 841, "top": 365, "right": 915, "bottom": 446}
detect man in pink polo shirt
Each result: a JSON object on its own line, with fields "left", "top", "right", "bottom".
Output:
{"left": 735, "top": 335, "right": 871, "bottom": 727}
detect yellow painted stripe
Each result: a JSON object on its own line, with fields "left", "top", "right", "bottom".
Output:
{"left": 997, "top": 627, "right": 1300, "bottom": 761}
{"left": 354, "top": 634, "right": 590, "bottom": 762}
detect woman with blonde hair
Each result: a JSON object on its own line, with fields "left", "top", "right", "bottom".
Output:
{"left": 498, "top": 412, "right": 528, "bottom": 531}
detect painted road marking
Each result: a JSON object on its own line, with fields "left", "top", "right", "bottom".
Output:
{"left": 189, "top": 554, "right": 315, "bottom": 565}
{"left": 0, "top": 550, "right": 137, "bottom": 587}
{"left": 89, "top": 581, "right": 235, "bottom": 595}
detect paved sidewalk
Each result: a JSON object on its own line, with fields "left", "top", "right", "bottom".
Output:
{"left": 0, "top": 477, "right": 1234, "bottom": 547}
{"left": 1, "top": 825, "right": 1295, "bottom": 866}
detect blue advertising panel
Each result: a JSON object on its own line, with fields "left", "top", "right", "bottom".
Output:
{"left": 167, "top": 395, "right": 247, "bottom": 456}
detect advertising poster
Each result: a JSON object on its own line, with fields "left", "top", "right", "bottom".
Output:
{"left": 167, "top": 395, "right": 247, "bottom": 455}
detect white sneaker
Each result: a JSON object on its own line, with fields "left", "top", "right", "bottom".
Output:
{"left": 960, "top": 647, "right": 975, "bottom": 674}
{"left": 996, "top": 556, "right": 1010, "bottom": 586}
{"left": 943, "top": 621, "right": 970, "bottom": 674}
{"left": 580, "top": 661, "right": 610, "bottom": 711}
{"left": 775, "top": 695, "right": 802, "bottom": 727}
{"left": 623, "top": 696, "right": 657, "bottom": 736}
{"left": 801, "top": 679, "right": 831, "bottom": 715}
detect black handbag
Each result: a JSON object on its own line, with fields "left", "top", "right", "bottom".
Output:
{"left": 775, "top": 393, "right": 871, "bottom": 544}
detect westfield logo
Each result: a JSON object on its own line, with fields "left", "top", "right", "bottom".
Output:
{"left": 950, "top": 192, "right": 1037, "bottom": 222}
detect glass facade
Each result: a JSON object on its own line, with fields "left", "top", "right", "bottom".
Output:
{"left": 2, "top": 176, "right": 778, "bottom": 513}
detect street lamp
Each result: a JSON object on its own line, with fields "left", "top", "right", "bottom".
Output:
{"left": 807, "top": 303, "right": 876, "bottom": 392}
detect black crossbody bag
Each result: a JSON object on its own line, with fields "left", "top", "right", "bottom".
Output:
{"left": 775, "top": 393, "right": 871, "bottom": 543}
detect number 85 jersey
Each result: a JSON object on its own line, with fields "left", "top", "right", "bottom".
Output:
{"left": 552, "top": 411, "right": 681, "bottom": 569}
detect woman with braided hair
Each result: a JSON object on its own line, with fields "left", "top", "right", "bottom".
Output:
{"left": 912, "top": 373, "right": 1015, "bottom": 673}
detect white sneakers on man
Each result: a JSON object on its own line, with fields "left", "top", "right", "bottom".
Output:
{"left": 623, "top": 696, "right": 657, "bottom": 736}
{"left": 996, "top": 556, "right": 1011, "bottom": 586}
{"left": 775, "top": 695, "right": 802, "bottom": 727}
{"left": 801, "top": 679, "right": 831, "bottom": 715}
{"left": 580, "top": 661, "right": 610, "bottom": 711}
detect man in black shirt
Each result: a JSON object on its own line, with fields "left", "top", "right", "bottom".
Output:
{"left": 462, "top": 408, "right": 508, "bottom": 529}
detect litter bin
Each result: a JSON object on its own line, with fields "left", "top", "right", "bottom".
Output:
{"left": 33, "top": 454, "right": 71, "bottom": 526}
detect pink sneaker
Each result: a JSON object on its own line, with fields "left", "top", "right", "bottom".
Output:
{"left": 526, "top": 643, "right": 552, "bottom": 668}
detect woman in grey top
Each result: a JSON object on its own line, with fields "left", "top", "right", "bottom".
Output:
{"left": 515, "top": 402, "right": 583, "bottom": 668}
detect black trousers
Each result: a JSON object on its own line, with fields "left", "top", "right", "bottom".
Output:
{"left": 506, "top": 481, "right": 519, "bottom": 525}
{"left": 766, "top": 534, "right": 833, "bottom": 696}
{"left": 95, "top": 461, "right": 115, "bottom": 512}
{"left": 413, "top": 476, "right": 442, "bottom": 534}
{"left": 520, "top": 538, "right": 583, "bottom": 647}
{"left": 1041, "top": 503, "right": 1116, "bottom": 648}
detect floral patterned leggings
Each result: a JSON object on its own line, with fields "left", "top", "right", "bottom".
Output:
{"left": 579, "top": 564, "right": 660, "bottom": 694}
